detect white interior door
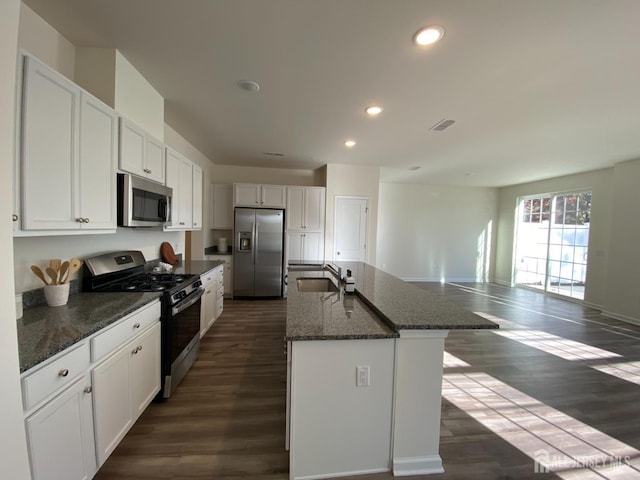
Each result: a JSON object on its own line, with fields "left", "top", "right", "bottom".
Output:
{"left": 334, "top": 197, "right": 368, "bottom": 261}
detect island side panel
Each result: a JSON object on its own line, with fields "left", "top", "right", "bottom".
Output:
{"left": 290, "top": 339, "right": 395, "bottom": 480}
{"left": 392, "top": 330, "right": 448, "bottom": 476}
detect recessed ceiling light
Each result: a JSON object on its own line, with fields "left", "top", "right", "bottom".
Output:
{"left": 413, "top": 25, "right": 444, "bottom": 46}
{"left": 237, "top": 79, "right": 260, "bottom": 92}
{"left": 344, "top": 139, "right": 356, "bottom": 148}
{"left": 365, "top": 105, "right": 383, "bottom": 116}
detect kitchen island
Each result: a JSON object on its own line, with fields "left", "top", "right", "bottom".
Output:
{"left": 286, "top": 262, "right": 497, "bottom": 480}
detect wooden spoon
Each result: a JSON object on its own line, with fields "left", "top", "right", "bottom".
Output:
{"left": 49, "top": 259, "right": 61, "bottom": 272}
{"left": 46, "top": 267, "right": 58, "bottom": 285}
{"left": 31, "top": 265, "right": 49, "bottom": 285}
{"left": 63, "top": 258, "right": 83, "bottom": 284}
{"left": 58, "top": 261, "right": 69, "bottom": 285}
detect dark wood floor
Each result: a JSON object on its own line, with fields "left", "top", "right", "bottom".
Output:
{"left": 94, "top": 284, "right": 640, "bottom": 480}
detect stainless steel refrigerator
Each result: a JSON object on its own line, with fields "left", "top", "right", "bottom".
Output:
{"left": 233, "top": 208, "right": 284, "bottom": 297}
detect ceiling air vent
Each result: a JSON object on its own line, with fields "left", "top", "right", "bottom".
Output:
{"left": 429, "top": 119, "right": 456, "bottom": 131}
{"left": 263, "top": 152, "right": 285, "bottom": 157}
{"left": 408, "top": 166, "right": 422, "bottom": 171}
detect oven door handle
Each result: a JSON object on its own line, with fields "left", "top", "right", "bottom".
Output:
{"left": 172, "top": 287, "right": 204, "bottom": 316}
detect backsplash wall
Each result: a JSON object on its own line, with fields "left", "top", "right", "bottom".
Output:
{"left": 13, "top": 228, "right": 184, "bottom": 293}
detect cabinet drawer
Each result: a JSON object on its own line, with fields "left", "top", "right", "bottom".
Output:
{"left": 91, "top": 301, "right": 161, "bottom": 362}
{"left": 216, "top": 297, "right": 224, "bottom": 317}
{"left": 22, "top": 342, "right": 90, "bottom": 411}
{"left": 201, "top": 269, "right": 216, "bottom": 286}
{"left": 216, "top": 285, "right": 224, "bottom": 299}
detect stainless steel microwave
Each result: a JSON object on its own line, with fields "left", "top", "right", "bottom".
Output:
{"left": 117, "top": 173, "right": 172, "bottom": 227}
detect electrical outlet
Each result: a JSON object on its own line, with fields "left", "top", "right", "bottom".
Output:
{"left": 356, "top": 366, "right": 370, "bottom": 387}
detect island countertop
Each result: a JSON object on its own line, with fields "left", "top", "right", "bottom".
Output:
{"left": 286, "top": 262, "right": 497, "bottom": 341}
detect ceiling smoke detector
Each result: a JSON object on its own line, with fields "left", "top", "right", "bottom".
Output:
{"left": 237, "top": 80, "right": 260, "bottom": 92}
{"left": 429, "top": 119, "right": 456, "bottom": 131}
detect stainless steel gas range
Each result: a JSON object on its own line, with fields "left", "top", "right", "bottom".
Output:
{"left": 83, "top": 250, "right": 203, "bottom": 398}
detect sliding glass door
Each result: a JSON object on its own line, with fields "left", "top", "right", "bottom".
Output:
{"left": 514, "top": 191, "right": 591, "bottom": 300}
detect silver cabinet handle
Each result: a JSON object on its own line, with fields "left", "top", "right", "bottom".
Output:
{"left": 84, "top": 218, "right": 89, "bottom": 223}
{"left": 131, "top": 346, "right": 142, "bottom": 355}
{"left": 12, "top": 214, "right": 18, "bottom": 221}
{"left": 83, "top": 386, "right": 92, "bottom": 394}
{"left": 76, "top": 218, "right": 85, "bottom": 223}
{"left": 58, "top": 369, "right": 69, "bottom": 377}
{"left": 133, "top": 322, "right": 141, "bottom": 329}
{"left": 138, "top": 345, "right": 143, "bottom": 352}
{"left": 336, "top": 251, "right": 341, "bottom": 255}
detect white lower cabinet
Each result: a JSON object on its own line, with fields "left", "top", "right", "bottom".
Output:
{"left": 286, "top": 231, "right": 324, "bottom": 262}
{"left": 200, "top": 264, "right": 224, "bottom": 337}
{"left": 21, "top": 300, "right": 161, "bottom": 479}
{"left": 92, "top": 321, "right": 161, "bottom": 467}
{"left": 25, "top": 374, "right": 96, "bottom": 480}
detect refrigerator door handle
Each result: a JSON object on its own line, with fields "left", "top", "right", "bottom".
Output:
{"left": 254, "top": 221, "right": 259, "bottom": 264}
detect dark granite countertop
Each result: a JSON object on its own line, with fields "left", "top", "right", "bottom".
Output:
{"left": 18, "top": 292, "right": 162, "bottom": 373}
{"left": 286, "top": 269, "right": 398, "bottom": 341}
{"left": 173, "top": 260, "right": 225, "bottom": 276}
{"left": 204, "top": 246, "right": 233, "bottom": 255}
{"left": 286, "top": 262, "right": 498, "bottom": 341}
{"left": 336, "top": 262, "right": 498, "bottom": 331}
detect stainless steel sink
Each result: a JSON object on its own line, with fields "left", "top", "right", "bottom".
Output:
{"left": 296, "top": 277, "right": 338, "bottom": 292}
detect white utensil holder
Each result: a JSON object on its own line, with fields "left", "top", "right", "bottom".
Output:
{"left": 44, "top": 283, "right": 70, "bottom": 307}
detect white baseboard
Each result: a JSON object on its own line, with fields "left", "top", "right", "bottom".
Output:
{"left": 393, "top": 455, "right": 444, "bottom": 476}
{"left": 601, "top": 310, "right": 640, "bottom": 326}
{"left": 293, "top": 467, "right": 389, "bottom": 480}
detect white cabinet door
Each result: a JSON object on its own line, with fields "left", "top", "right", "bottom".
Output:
{"left": 192, "top": 165, "right": 203, "bottom": 230}
{"left": 145, "top": 135, "right": 165, "bottom": 184}
{"left": 212, "top": 184, "right": 233, "bottom": 229}
{"left": 129, "top": 322, "right": 161, "bottom": 421}
{"left": 286, "top": 187, "right": 305, "bottom": 230}
{"left": 178, "top": 157, "right": 193, "bottom": 227}
{"left": 164, "top": 148, "right": 182, "bottom": 229}
{"left": 262, "top": 185, "right": 287, "bottom": 208}
{"left": 165, "top": 148, "right": 195, "bottom": 230}
{"left": 119, "top": 118, "right": 165, "bottom": 184}
{"left": 78, "top": 93, "right": 117, "bottom": 229}
{"left": 25, "top": 375, "right": 96, "bottom": 480}
{"left": 234, "top": 183, "right": 261, "bottom": 206}
{"left": 304, "top": 188, "right": 325, "bottom": 231}
{"left": 223, "top": 263, "right": 232, "bottom": 297}
{"left": 287, "top": 232, "right": 304, "bottom": 263}
{"left": 118, "top": 117, "right": 146, "bottom": 178}
{"left": 92, "top": 344, "right": 133, "bottom": 467}
{"left": 303, "top": 232, "right": 324, "bottom": 261}
{"left": 21, "top": 56, "right": 80, "bottom": 230}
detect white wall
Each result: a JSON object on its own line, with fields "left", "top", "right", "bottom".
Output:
{"left": 114, "top": 50, "right": 164, "bottom": 140}
{"left": 18, "top": 3, "right": 75, "bottom": 80}
{"left": 325, "top": 164, "right": 380, "bottom": 263}
{"left": 1, "top": 0, "right": 32, "bottom": 477}
{"left": 495, "top": 168, "right": 613, "bottom": 309}
{"left": 210, "top": 164, "right": 325, "bottom": 186}
{"left": 603, "top": 158, "right": 640, "bottom": 321}
{"left": 377, "top": 183, "right": 498, "bottom": 281}
{"left": 74, "top": 47, "right": 116, "bottom": 107}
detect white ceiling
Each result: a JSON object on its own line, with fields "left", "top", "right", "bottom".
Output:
{"left": 23, "top": 0, "right": 640, "bottom": 187}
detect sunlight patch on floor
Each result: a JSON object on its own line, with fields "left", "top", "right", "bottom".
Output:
{"left": 443, "top": 372, "right": 640, "bottom": 478}
{"left": 443, "top": 351, "right": 470, "bottom": 368}
{"left": 592, "top": 361, "right": 640, "bottom": 387}
{"left": 494, "top": 330, "right": 622, "bottom": 361}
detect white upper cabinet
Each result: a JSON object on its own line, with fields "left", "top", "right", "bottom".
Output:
{"left": 286, "top": 187, "right": 325, "bottom": 231}
{"left": 119, "top": 117, "right": 165, "bottom": 184}
{"left": 78, "top": 93, "right": 118, "bottom": 229}
{"left": 19, "top": 56, "right": 117, "bottom": 233}
{"left": 192, "top": 164, "right": 203, "bottom": 230}
{"left": 234, "top": 183, "right": 286, "bottom": 208}
{"left": 164, "top": 147, "right": 202, "bottom": 231}
{"left": 212, "top": 184, "right": 233, "bottom": 229}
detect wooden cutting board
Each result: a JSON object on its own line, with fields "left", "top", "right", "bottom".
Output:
{"left": 160, "top": 242, "right": 178, "bottom": 265}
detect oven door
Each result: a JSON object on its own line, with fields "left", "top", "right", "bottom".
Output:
{"left": 163, "top": 286, "right": 203, "bottom": 397}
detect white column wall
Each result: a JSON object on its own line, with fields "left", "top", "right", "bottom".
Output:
{"left": 1, "top": 0, "right": 32, "bottom": 477}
